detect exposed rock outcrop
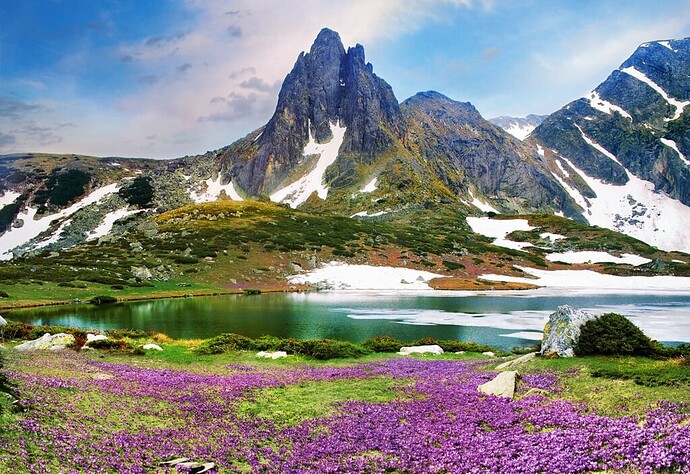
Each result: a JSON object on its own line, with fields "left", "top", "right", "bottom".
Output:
{"left": 15, "top": 333, "right": 76, "bottom": 351}
{"left": 541, "top": 305, "right": 596, "bottom": 357}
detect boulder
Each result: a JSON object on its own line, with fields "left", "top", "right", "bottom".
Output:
{"left": 142, "top": 344, "right": 163, "bottom": 351}
{"left": 398, "top": 345, "right": 444, "bottom": 355}
{"left": 495, "top": 352, "right": 538, "bottom": 370}
{"left": 541, "top": 305, "right": 596, "bottom": 357}
{"left": 0, "top": 315, "right": 7, "bottom": 326}
{"left": 478, "top": 371, "right": 519, "bottom": 399}
{"left": 86, "top": 334, "right": 108, "bottom": 343}
{"left": 256, "top": 351, "right": 287, "bottom": 359}
{"left": 15, "top": 333, "right": 76, "bottom": 351}
{"left": 482, "top": 351, "right": 496, "bottom": 357}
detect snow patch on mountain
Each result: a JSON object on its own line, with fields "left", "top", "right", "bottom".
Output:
{"left": 270, "top": 121, "right": 346, "bottom": 208}
{"left": 468, "top": 190, "right": 499, "bottom": 213}
{"left": 545, "top": 250, "right": 651, "bottom": 265}
{"left": 288, "top": 261, "right": 444, "bottom": 290}
{"left": 191, "top": 176, "right": 243, "bottom": 202}
{"left": 0, "top": 190, "right": 20, "bottom": 208}
{"left": 481, "top": 266, "right": 690, "bottom": 292}
{"left": 559, "top": 154, "right": 690, "bottom": 253}
{"left": 0, "top": 183, "right": 120, "bottom": 260}
{"left": 351, "top": 210, "right": 388, "bottom": 218}
{"left": 488, "top": 115, "right": 547, "bottom": 141}
{"left": 360, "top": 177, "right": 378, "bottom": 193}
{"left": 587, "top": 91, "right": 632, "bottom": 120}
{"left": 621, "top": 66, "right": 690, "bottom": 120}
{"left": 576, "top": 125, "right": 623, "bottom": 165}
{"left": 87, "top": 208, "right": 144, "bottom": 241}
{"left": 660, "top": 138, "right": 690, "bottom": 166}
{"left": 466, "top": 216, "right": 534, "bottom": 251}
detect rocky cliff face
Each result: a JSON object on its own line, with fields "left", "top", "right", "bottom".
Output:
{"left": 402, "top": 92, "right": 579, "bottom": 217}
{"left": 226, "top": 28, "right": 405, "bottom": 197}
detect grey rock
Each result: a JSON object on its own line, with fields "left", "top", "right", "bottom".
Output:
{"left": 540, "top": 305, "right": 596, "bottom": 358}
{"left": 496, "top": 352, "right": 538, "bottom": 370}
{"left": 131, "top": 266, "right": 153, "bottom": 280}
{"left": 478, "top": 370, "right": 519, "bottom": 398}
{"left": 0, "top": 315, "right": 7, "bottom": 326}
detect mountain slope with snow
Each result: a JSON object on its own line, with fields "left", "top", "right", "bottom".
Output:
{"left": 530, "top": 37, "right": 690, "bottom": 252}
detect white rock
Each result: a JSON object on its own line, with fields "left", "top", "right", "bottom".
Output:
{"left": 0, "top": 315, "right": 7, "bottom": 326}
{"left": 15, "top": 333, "right": 76, "bottom": 351}
{"left": 142, "top": 343, "right": 163, "bottom": 351}
{"left": 256, "top": 351, "right": 288, "bottom": 359}
{"left": 86, "top": 334, "right": 108, "bottom": 343}
{"left": 478, "top": 371, "right": 519, "bottom": 398}
{"left": 398, "top": 345, "right": 444, "bottom": 355}
{"left": 482, "top": 351, "right": 496, "bottom": 357}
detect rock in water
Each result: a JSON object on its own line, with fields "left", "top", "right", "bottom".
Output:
{"left": 15, "top": 333, "right": 76, "bottom": 351}
{"left": 540, "top": 305, "right": 596, "bottom": 357}
{"left": 478, "top": 371, "right": 519, "bottom": 398}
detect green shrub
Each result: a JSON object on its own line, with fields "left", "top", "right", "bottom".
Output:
{"left": 119, "top": 176, "right": 154, "bottom": 208}
{"left": 0, "top": 321, "right": 32, "bottom": 340}
{"left": 0, "top": 291, "right": 9, "bottom": 298}
{"left": 575, "top": 313, "right": 657, "bottom": 356}
{"left": 362, "top": 336, "right": 404, "bottom": 353}
{"left": 193, "top": 333, "right": 254, "bottom": 355}
{"left": 88, "top": 339, "right": 131, "bottom": 350}
{"left": 250, "top": 335, "right": 285, "bottom": 351}
{"left": 294, "top": 339, "right": 370, "bottom": 360}
{"left": 442, "top": 260, "right": 465, "bottom": 271}
{"left": 105, "top": 329, "right": 149, "bottom": 339}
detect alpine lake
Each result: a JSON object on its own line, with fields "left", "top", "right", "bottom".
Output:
{"left": 7, "top": 290, "right": 690, "bottom": 350}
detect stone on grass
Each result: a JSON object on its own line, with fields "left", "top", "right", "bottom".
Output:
{"left": 15, "top": 333, "right": 76, "bottom": 351}
{"left": 495, "top": 352, "right": 538, "bottom": 370}
{"left": 142, "top": 344, "right": 163, "bottom": 351}
{"left": 0, "top": 315, "right": 7, "bottom": 326}
{"left": 256, "top": 351, "right": 287, "bottom": 359}
{"left": 86, "top": 334, "right": 108, "bottom": 343}
{"left": 478, "top": 371, "right": 519, "bottom": 399}
{"left": 541, "top": 305, "right": 596, "bottom": 358}
{"left": 398, "top": 345, "right": 444, "bottom": 355}
{"left": 482, "top": 351, "right": 496, "bottom": 357}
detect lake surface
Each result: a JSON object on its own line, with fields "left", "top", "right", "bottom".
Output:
{"left": 7, "top": 290, "right": 690, "bottom": 350}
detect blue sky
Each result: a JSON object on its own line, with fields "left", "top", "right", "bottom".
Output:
{"left": 1, "top": 0, "right": 689, "bottom": 158}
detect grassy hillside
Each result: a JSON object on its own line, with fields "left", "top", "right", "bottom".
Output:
{"left": 1, "top": 201, "right": 686, "bottom": 309}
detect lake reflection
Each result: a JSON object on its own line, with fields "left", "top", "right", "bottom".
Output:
{"left": 7, "top": 290, "right": 690, "bottom": 351}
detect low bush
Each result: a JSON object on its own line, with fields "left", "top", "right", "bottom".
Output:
{"left": 294, "top": 339, "right": 371, "bottom": 360}
{"left": 362, "top": 336, "right": 405, "bottom": 353}
{"left": 411, "top": 337, "right": 497, "bottom": 354}
{"left": 194, "top": 333, "right": 254, "bottom": 355}
{"left": 0, "top": 291, "right": 9, "bottom": 298}
{"left": 575, "top": 313, "right": 657, "bottom": 357}
{"left": 88, "top": 339, "right": 131, "bottom": 350}
{"left": 105, "top": 329, "right": 149, "bottom": 339}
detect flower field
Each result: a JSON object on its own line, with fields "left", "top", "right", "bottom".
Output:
{"left": 1, "top": 351, "right": 689, "bottom": 473}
